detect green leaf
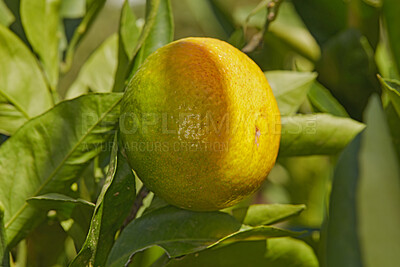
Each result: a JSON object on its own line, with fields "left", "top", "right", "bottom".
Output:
{"left": 106, "top": 206, "right": 242, "bottom": 266}
{"left": 66, "top": 34, "right": 118, "bottom": 99}
{"left": 0, "top": 202, "right": 9, "bottom": 267}
{"left": 324, "top": 135, "right": 363, "bottom": 267}
{"left": 165, "top": 237, "right": 318, "bottom": 267}
{"left": 279, "top": 114, "right": 365, "bottom": 157}
{"left": 379, "top": 77, "right": 400, "bottom": 160}
{"left": 292, "top": 0, "right": 347, "bottom": 45}
{"left": 25, "top": 221, "right": 68, "bottom": 267}
{"left": 265, "top": 71, "right": 317, "bottom": 115}
{"left": 324, "top": 95, "right": 400, "bottom": 267}
{"left": 316, "top": 29, "right": 379, "bottom": 120}
{"left": 130, "top": 0, "right": 174, "bottom": 77}
{"left": 27, "top": 193, "right": 95, "bottom": 220}
{"left": 185, "top": 0, "right": 229, "bottom": 40}
{"left": 119, "top": 1, "right": 140, "bottom": 59}
{"left": 210, "top": 226, "right": 300, "bottom": 248}
{"left": 71, "top": 134, "right": 136, "bottom": 267}
{"left": 20, "top": 0, "right": 61, "bottom": 90}
{"left": 119, "top": 0, "right": 161, "bottom": 85}
{"left": 383, "top": 0, "right": 400, "bottom": 75}
{"left": 62, "top": 0, "right": 107, "bottom": 72}
{"left": 112, "top": 0, "right": 140, "bottom": 93}
{"left": 357, "top": 95, "right": 400, "bottom": 267}
{"left": 232, "top": 204, "right": 306, "bottom": 227}
{"left": 385, "top": 103, "right": 400, "bottom": 163}
{"left": 378, "top": 76, "right": 400, "bottom": 116}
{"left": 60, "top": 0, "right": 85, "bottom": 19}
{"left": 0, "top": 0, "right": 14, "bottom": 26}
{"left": 0, "top": 25, "right": 53, "bottom": 135}
{"left": 0, "top": 93, "right": 122, "bottom": 248}
{"left": 307, "top": 81, "right": 349, "bottom": 117}
{"left": 207, "top": 0, "right": 235, "bottom": 37}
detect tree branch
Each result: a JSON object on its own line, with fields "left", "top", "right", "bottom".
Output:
{"left": 242, "top": 0, "right": 284, "bottom": 53}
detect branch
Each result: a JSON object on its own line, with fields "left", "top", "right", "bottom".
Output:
{"left": 121, "top": 185, "right": 150, "bottom": 231}
{"left": 242, "top": 0, "right": 284, "bottom": 53}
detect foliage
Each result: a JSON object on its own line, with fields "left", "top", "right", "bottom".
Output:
{"left": 0, "top": 0, "right": 399, "bottom": 266}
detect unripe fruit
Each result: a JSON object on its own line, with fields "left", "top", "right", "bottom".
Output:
{"left": 120, "top": 37, "right": 281, "bottom": 211}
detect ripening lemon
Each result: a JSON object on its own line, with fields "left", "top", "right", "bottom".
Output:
{"left": 120, "top": 37, "right": 281, "bottom": 211}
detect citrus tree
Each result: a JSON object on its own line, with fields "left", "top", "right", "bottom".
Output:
{"left": 0, "top": 0, "right": 399, "bottom": 266}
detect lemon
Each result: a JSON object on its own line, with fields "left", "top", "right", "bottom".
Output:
{"left": 120, "top": 37, "right": 281, "bottom": 211}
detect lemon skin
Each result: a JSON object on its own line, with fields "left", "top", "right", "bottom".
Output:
{"left": 120, "top": 37, "right": 281, "bottom": 211}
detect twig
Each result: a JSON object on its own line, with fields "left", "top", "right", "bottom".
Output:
{"left": 121, "top": 185, "right": 150, "bottom": 231}
{"left": 242, "top": 0, "right": 284, "bottom": 53}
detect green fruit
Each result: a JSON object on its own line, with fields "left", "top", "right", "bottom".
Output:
{"left": 120, "top": 37, "right": 281, "bottom": 211}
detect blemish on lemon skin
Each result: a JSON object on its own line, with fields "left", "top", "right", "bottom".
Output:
{"left": 255, "top": 126, "right": 261, "bottom": 147}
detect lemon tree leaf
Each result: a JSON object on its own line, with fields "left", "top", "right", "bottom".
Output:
{"left": 106, "top": 206, "right": 242, "bottom": 267}
{"left": 379, "top": 78, "right": 400, "bottom": 160}
{"left": 60, "top": 0, "right": 85, "bottom": 18}
{"left": 27, "top": 193, "right": 95, "bottom": 220}
{"left": 27, "top": 193, "right": 95, "bottom": 250}
{"left": 279, "top": 114, "right": 365, "bottom": 157}
{"left": 324, "top": 96, "right": 400, "bottom": 267}
{"left": 0, "top": 202, "right": 9, "bottom": 267}
{"left": 119, "top": 0, "right": 140, "bottom": 59}
{"left": 107, "top": 206, "right": 300, "bottom": 267}
{"left": 316, "top": 29, "right": 379, "bottom": 120}
{"left": 385, "top": 103, "right": 400, "bottom": 163}
{"left": 0, "top": 93, "right": 122, "bottom": 248}
{"left": 164, "top": 237, "right": 318, "bottom": 267}
{"left": 379, "top": 77, "right": 400, "bottom": 116}
{"left": 0, "top": 0, "right": 13, "bottom": 27}
{"left": 66, "top": 34, "right": 118, "bottom": 99}
{"left": 357, "top": 96, "right": 400, "bottom": 267}
{"left": 70, "top": 135, "right": 136, "bottom": 267}
{"left": 116, "top": 0, "right": 161, "bottom": 87}
{"left": 232, "top": 204, "right": 306, "bottom": 226}
{"left": 113, "top": 0, "right": 140, "bottom": 92}
{"left": 383, "top": 0, "right": 400, "bottom": 75}
{"left": 62, "top": 0, "right": 107, "bottom": 72}
{"left": 265, "top": 71, "right": 317, "bottom": 115}
{"left": 130, "top": 0, "right": 174, "bottom": 76}
{"left": 307, "top": 81, "right": 349, "bottom": 117}
{"left": 324, "top": 135, "right": 363, "bottom": 267}
{"left": 0, "top": 25, "right": 53, "bottom": 135}
{"left": 292, "top": 0, "right": 346, "bottom": 45}
{"left": 20, "top": 0, "right": 61, "bottom": 90}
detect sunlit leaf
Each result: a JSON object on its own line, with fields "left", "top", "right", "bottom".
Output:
{"left": 232, "top": 204, "right": 305, "bottom": 226}
{"left": 0, "top": 25, "right": 53, "bottom": 135}
{"left": 0, "top": 0, "right": 14, "bottom": 26}
{"left": 265, "top": 71, "right": 317, "bottom": 115}
{"left": 66, "top": 34, "right": 118, "bottom": 99}
{"left": 0, "top": 93, "right": 122, "bottom": 247}
{"left": 130, "top": 0, "right": 174, "bottom": 76}
{"left": 0, "top": 202, "right": 9, "bottom": 267}
{"left": 20, "top": 0, "right": 61, "bottom": 90}
{"left": 279, "top": 114, "right": 365, "bottom": 157}
{"left": 113, "top": 0, "right": 140, "bottom": 92}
